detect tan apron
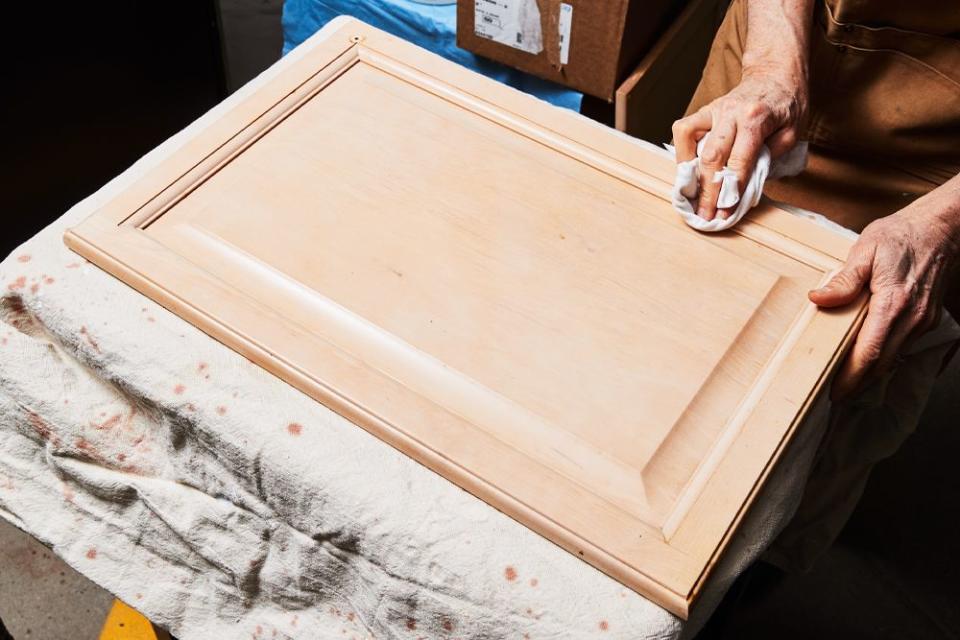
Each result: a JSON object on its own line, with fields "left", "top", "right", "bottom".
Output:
{"left": 686, "top": 0, "right": 960, "bottom": 573}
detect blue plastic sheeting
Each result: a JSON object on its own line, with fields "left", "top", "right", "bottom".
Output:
{"left": 282, "top": 0, "right": 583, "bottom": 111}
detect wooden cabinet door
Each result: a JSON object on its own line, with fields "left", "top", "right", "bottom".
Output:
{"left": 65, "top": 18, "right": 865, "bottom": 618}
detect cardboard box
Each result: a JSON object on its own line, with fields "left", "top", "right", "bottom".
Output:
{"left": 616, "top": 0, "right": 728, "bottom": 143}
{"left": 457, "top": 0, "right": 686, "bottom": 101}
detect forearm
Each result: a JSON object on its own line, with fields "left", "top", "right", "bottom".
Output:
{"left": 921, "top": 172, "right": 960, "bottom": 245}
{"left": 743, "top": 0, "right": 815, "bottom": 84}
{"left": 938, "top": 175, "right": 960, "bottom": 314}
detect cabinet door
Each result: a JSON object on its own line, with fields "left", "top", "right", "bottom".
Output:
{"left": 65, "top": 18, "right": 865, "bottom": 619}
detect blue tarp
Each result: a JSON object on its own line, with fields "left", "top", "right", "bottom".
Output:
{"left": 282, "top": 0, "right": 583, "bottom": 111}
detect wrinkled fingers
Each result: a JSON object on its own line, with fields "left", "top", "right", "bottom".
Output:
{"left": 672, "top": 110, "right": 711, "bottom": 163}
{"left": 695, "top": 120, "right": 737, "bottom": 221}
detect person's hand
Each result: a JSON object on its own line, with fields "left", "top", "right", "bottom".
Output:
{"left": 671, "top": 67, "right": 807, "bottom": 221}
{"left": 809, "top": 193, "right": 960, "bottom": 399}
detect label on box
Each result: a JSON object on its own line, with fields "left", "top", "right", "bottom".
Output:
{"left": 558, "top": 3, "right": 572, "bottom": 65}
{"left": 474, "top": 0, "right": 544, "bottom": 55}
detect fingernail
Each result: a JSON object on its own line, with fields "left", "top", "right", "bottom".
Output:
{"left": 697, "top": 207, "right": 707, "bottom": 219}
{"left": 717, "top": 209, "right": 729, "bottom": 220}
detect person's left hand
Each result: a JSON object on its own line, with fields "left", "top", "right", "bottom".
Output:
{"left": 809, "top": 191, "right": 960, "bottom": 399}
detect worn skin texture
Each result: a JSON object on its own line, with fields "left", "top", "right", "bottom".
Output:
{"left": 0, "top": 17, "right": 838, "bottom": 640}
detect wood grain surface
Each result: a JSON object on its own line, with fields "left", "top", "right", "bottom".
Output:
{"left": 64, "top": 19, "right": 866, "bottom": 618}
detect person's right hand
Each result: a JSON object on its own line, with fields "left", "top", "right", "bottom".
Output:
{"left": 671, "top": 68, "right": 807, "bottom": 222}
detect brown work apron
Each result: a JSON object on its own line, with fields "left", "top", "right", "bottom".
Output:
{"left": 688, "top": 0, "right": 960, "bottom": 232}
{"left": 685, "top": 0, "right": 960, "bottom": 574}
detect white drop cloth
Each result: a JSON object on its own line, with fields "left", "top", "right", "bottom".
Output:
{"left": 0, "top": 17, "right": 869, "bottom": 640}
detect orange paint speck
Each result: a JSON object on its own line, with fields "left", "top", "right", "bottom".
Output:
{"left": 17, "top": 255, "right": 31, "bottom": 263}
{"left": 66, "top": 262, "right": 82, "bottom": 269}
{"left": 44, "top": 277, "right": 55, "bottom": 285}
{"left": 198, "top": 362, "right": 208, "bottom": 372}
{"left": 174, "top": 384, "right": 186, "bottom": 395}
{"left": 504, "top": 566, "right": 518, "bottom": 581}
{"left": 529, "top": 578, "right": 538, "bottom": 587}
{"left": 86, "top": 548, "right": 97, "bottom": 560}
{"left": 599, "top": 620, "right": 609, "bottom": 631}
{"left": 117, "top": 453, "right": 127, "bottom": 462}
{"left": 93, "top": 413, "right": 122, "bottom": 431}
{"left": 26, "top": 410, "right": 53, "bottom": 441}
{"left": 442, "top": 620, "right": 453, "bottom": 632}
{"left": 405, "top": 618, "right": 417, "bottom": 631}
{"left": 216, "top": 406, "right": 228, "bottom": 416}
{"left": 287, "top": 423, "right": 303, "bottom": 436}
{"left": 8, "top": 276, "right": 27, "bottom": 291}
{"left": 29, "top": 283, "right": 39, "bottom": 294}
{"left": 79, "top": 326, "right": 101, "bottom": 353}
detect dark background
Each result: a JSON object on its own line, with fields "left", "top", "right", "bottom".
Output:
{"left": 0, "top": 3, "right": 958, "bottom": 639}
{"left": 0, "top": 2, "right": 226, "bottom": 259}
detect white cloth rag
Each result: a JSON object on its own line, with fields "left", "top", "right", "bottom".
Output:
{"left": 669, "top": 137, "right": 809, "bottom": 232}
